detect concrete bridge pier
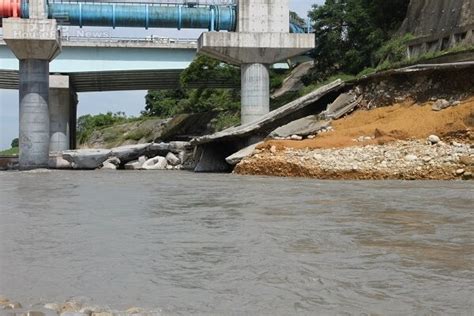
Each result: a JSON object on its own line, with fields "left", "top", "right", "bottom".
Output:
{"left": 49, "top": 75, "right": 77, "bottom": 152}
{"left": 241, "top": 63, "right": 270, "bottom": 124}
{"left": 2, "top": 2, "right": 61, "bottom": 169}
{"left": 198, "top": 0, "right": 315, "bottom": 126}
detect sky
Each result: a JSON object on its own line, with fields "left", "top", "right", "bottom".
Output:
{"left": 0, "top": 0, "right": 324, "bottom": 150}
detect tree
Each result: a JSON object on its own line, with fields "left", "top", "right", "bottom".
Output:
{"left": 10, "top": 138, "right": 19, "bottom": 148}
{"left": 77, "top": 112, "right": 128, "bottom": 144}
{"left": 143, "top": 55, "right": 240, "bottom": 117}
{"left": 306, "top": 0, "right": 409, "bottom": 81}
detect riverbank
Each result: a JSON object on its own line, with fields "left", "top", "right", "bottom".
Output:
{"left": 235, "top": 97, "right": 474, "bottom": 180}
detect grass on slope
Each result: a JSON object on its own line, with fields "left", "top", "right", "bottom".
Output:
{"left": 0, "top": 147, "right": 19, "bottom": 156}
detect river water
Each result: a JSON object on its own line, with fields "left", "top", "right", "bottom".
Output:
{"left": 0, "top": 171, "right": 473, "bottom": 315}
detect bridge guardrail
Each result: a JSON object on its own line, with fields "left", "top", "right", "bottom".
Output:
{"left": 62, "top": 35, "right": 198, "bottom": 45}
{"left": 0, "top": 33, "right": 198, "bottom": 46}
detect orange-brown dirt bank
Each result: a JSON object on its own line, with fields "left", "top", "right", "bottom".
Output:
{"left": 235, "top": 97, "right": 474, "bottom": 180}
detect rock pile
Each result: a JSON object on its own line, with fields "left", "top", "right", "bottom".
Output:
{"left": 235, "top": 138, "right": 474, "bottom": 180}
{"left": 0, "top": 297, "right": 161, "bottom": 316}
{"left": 51, "top": 142, "right": 195, "bottom": 171}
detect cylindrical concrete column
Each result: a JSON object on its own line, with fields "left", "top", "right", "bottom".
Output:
{"left": 49, "top": 87, "right": 70, "bottom": 152}
{"left": 69, "top": 93, "right": 78, "bottom": 149}
{"left": 19, "top": 59, "right": 50, "bottom": 169}
{"left": 241, "top": 63, "right": 270, "bottom": 125}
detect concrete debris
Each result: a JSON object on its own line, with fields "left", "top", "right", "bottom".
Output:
{"left": 324, "top": 92, "right": 362, "bottom": 119}
{"left": 110, "top": 144, "right": 151, "bottom": 163}
{"left": 192, "top": 80, "right": 345, "bottom": 146}
{"left": 225, "top": 142, "right": 263, "bottom": 166}
{"left": 432, "top": 99, "right": 451, "bottom": 111}
{"left": 165, "top": 152, "right": 181, "bottom": 166}
{"left": 48, "top": 154, "right": 72, "bottom": 169}
{"left": 427, "top": 135, "right": 441, "bottom": 144}
{"left": 124, "top": 156, "right": 147, "bottom": 170}
{"left": 271, "top": 61, "right": 313, "bottom": 99}
{"left": 62, "top": 149, "right": 111, "bottom": 170}
{"left": 141, "top": 156, "right": 168, "bottom": 170}
{"left": 270, "top": 115, "right": 331, "bottom": 138}
{"left": 100, "top": 157, "right": 121, "bottom": 170}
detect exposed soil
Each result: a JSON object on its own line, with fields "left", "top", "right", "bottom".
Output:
{"left": 263, "top": 97, "right": 474, "bottom": 151}
{"left": 236, "top": 97, "right": 474, "bottom": 180}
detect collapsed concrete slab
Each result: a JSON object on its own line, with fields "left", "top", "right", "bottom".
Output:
{"left": 323, "top": 92, "right": 362, "bottom": 119}
{"left": 62, "top": 149, "right": 111, "bottom": 170}
{"left": 110, "top": 143, "right": 151, "bottom": 163}
{"left": 272, "top": 61, "right": 314, "bottom": 99}
{"left": 191, "top": 80, "right": 346, "bottom": 172}
{"left": 270, "top": 116, "right": 331, "bottom": 138}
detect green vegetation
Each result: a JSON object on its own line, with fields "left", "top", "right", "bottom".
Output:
{"left": 0, "top": 138, "right": 19, "bottom": 156}
{"left": 10, "top": 138, "right": 19, "bottom": 148}
{"left": 305, "top": 0, "right": 410, "bottom": 83}
{"left": 144, "top": 55, "right": 292, "bottom": 131}
{"left": 143, "top": 55, "right": 240, "bottom": 123}
{"left": 77, "top": 111, "right": 139, "bottom": 145}
{"left": 0, "top": 147, "right": 19, "bottom": 156}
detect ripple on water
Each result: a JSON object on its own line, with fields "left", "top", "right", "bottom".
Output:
{"left": 0, "top": 172, "right": 473, "bottom": 314}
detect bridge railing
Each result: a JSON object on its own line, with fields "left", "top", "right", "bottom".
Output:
{"left": 48, "top": 0, "right": 237, "bottom": 5}
{"left": 0, "top": 33, "right": 198, "bottom": 46}
{"left": 62, "top": 35, "right": 198, "bottom": 45}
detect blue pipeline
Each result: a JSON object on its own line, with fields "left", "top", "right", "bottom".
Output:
{"left": 21, "top": 2, "right": 237, "bottom": 31}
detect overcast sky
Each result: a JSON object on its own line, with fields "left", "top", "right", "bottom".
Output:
{"left": 0, "top": 0, "right": 324, "bottom": 149}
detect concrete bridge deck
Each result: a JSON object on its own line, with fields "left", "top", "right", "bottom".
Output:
{"left": 0, "top": 35, "right": 198, "bottom": 72}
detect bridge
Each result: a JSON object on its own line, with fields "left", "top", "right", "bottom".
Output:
{"left": 0, "top": 35, "right": 238, "bottom": 91}
{"left": 0, "top": 0, "right": 315, "bottom": 169}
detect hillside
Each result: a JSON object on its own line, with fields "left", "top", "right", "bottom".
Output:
{"left": 399, "top": 0, "right": 473, "bottom": 36}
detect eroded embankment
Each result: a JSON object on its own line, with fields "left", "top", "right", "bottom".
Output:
{"left": 235, "top": 97, "right": 474, "bottom": 180}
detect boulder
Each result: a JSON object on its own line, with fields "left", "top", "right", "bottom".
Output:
{"left": 124, "top": 156, "right": 146, "bottom": 170}
{"left": 101, "top": 157, "right": 120, "bottom": 170}
{"left": 110, "top": 144, "right": 151, "bottom": 163}
{"left": 141, "top": 156, "right": 168, "bottom": 170}
{"left": 432, "top": 99, "right": 451, "bottom": 111}
{"left": 62, "top": 149, "right": 111, "bottom": 170}
{"left": 226, "top": 142, "right": 263, "bottom": 165}
{"left": 427, "top": 135, "right": 441, "bottom": 144}
{"left": 270, "top": 116, "right": 331, "bottom": 138}
{"left": 404, "top": 154, "right": 418, "bottom": 161}
{"left": 48, "top": 155, "right": 72, "bottom": 169}
{"left": 166, "top": 152, "right": 181, "bottom": 166}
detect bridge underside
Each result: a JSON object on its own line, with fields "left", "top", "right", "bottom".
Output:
{"left": 0, "top": 69, "right": 238, "bottom": 92}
